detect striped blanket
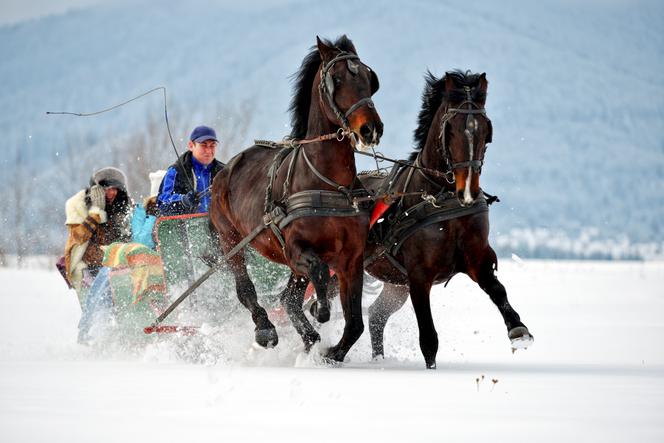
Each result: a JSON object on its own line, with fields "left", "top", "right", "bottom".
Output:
{"left": 102, "top": 242, "right": 166, "bottom": 304}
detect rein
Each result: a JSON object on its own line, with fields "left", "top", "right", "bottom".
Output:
{"left": 354, "top": 150, "right": 452, "bottom": 182}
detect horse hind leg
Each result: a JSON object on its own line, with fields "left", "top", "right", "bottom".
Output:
{"left": 209, "top": 207, "right": 278, "bottom": 348}
{"left": 368, "top": 282, "right": 409, "bottom": 360}
{"left": 323, "top": 257, "right": 365, "bottom": 362}
{"left": 279, "top": 273, "right": 320, "bottom": 351}
{"left": 472, "top": 249, "right": 534, "bottom": 351}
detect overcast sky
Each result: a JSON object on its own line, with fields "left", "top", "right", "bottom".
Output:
{"left": 0, "top": 0, "right": 102, "bottom": 26}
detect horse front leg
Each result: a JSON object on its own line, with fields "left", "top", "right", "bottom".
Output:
{"left": 279, "top": 273, "right": 320, "bottom": 351}
{"left": 469, "top": 247, "right": 534, "bottom": 351}
{"left": 324, "top": 256, "right": 365, "bottom": 362}
{"left": 287, "top": 243, "right": 331, "bottom": 323}
{"left": 408, "top": 272, "right": 438, "bottom": 369}
{"left": 368, "top": 282, "right": 409, "bottom": 360}
{"left": 228, "top": 251, "right": 278, "bottom": 348}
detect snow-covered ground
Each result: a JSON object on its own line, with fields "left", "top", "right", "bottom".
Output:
{"left": 1, "top": 260, "right": 663, "bottom": 442}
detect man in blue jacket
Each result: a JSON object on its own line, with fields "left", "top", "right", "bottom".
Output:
{"left": 157, "top": 125, "right": 225, "bottom": 215}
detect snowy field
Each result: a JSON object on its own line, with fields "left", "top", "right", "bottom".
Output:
{"left": 1, "top": 260, "right": 663, "bottom": 442}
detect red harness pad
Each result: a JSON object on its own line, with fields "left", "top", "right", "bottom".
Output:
{"left": 370, "top": 200, "right": 392, "bottom": 228}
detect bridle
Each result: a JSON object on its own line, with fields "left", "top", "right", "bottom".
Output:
{"left": 262, "top": 50, "right": 380, "bottom": 203}
{"left": 436, "top": 86, "right": 491, "bottom": 183}
{"left": 318, "top": 51, "right": 376, "bottom": 138}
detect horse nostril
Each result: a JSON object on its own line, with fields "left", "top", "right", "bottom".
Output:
{"left": 360, "top": 123, "right": 373, "bottom": 140}
{"left": 376, "top": 121, "right": 384, "bottom": 138}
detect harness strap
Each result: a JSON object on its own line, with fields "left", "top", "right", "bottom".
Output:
{"left": 365, "top": 190, "right": 490, "bottom": 276}
{"left": 277, "top": 206, "right": 366, "bottom": 231}
{"left": 385, "top": 253, "right": 408, "bottom": 275}
{"left": 283, "top": 145, "right": 300, "bottom": 201}
{"left": 300, "top": 146, "right": 351, "bottom": 198}
{"left": 401, "top": 162, "right": 416, "bottom": 197}
{"left": 389, "top": 197, "right": 488, "bottom": 257}
{"left": 263, "top": 207, "right": 287, "bottom": 250}
{"left": 264, "top": 145, "right": 294, "bottom": 213}
{"left": 344, "top": 97, "right": 374, "bottom": 120}
{"left": 447, "top": 107, "right": 486, "bottom": 114}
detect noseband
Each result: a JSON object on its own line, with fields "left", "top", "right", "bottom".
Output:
{"left": 438, "top": 86, "right": 490, "bottom": 180}
{"left": 319, "top": 52, "right": 375, "bottom": 134}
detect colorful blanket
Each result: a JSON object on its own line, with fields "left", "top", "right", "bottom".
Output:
{"left": 102, "top": 242, "right": 166, "bottom": 304}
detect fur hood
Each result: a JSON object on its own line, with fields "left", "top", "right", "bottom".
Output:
{"left": 64, "top": 189, "right": 107, "bottom": 225}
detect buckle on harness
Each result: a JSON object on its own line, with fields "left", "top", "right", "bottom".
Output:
{"left": 263, "top": 206, "right": 286, "bottom": 227}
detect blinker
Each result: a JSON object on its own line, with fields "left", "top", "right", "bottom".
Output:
{"left": 347, "top": 59, "right": 359, "bottom": 75}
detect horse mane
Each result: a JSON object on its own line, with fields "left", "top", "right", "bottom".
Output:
{"left": 409, "top": 70, "right": 487, "bottom": 162}
{"left": 288, "top": 35, "right": 358, "bottom": 139}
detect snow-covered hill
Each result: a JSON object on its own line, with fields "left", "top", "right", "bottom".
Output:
{"left": 1, "top": 0, "right": 663, "bottom": 257}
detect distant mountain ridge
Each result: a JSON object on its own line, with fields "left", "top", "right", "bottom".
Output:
{"left": 1, "top": 0, "right": 662, "bottom": 257}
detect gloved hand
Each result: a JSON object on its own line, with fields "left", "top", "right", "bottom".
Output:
{"left": 181, "top": 190, "right": 199, "bottom": 211}
{"left": 88, "top": 185, "right": 106, "bottom": 210}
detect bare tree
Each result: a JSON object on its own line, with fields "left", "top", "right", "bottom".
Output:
{"left": 12, "top": 139, "right": 26, "bottom": 267}
{"left": 16, "top": 99, "right": 257, "bottom": 257}
{"left": 113, "top": 99, "right": 256, "bottom": 201}
{"left": 210, "top": 98, "right": 256, "bottom": 161}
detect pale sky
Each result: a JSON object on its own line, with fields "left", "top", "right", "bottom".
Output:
{"left": 0, "top": 0, "right": 102, "bottom": 26}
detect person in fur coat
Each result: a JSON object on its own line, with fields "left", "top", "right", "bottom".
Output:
{"left": 75, "top": 170, "right": 166, "bottom": 344}
{"left": 64, "top": 167, "right": 133, "bottom": 305}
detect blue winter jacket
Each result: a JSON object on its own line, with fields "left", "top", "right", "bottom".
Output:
{"left": 157, "top": 151, "right": 224, "bottom": 216}
{"left": 130, "top": 205, "right": 156, "bottom": 249}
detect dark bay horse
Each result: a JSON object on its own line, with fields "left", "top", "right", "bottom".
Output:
{"left": 361, "top": 71, "right": 533, "bottom": 368}
{"left": 209, "top": 36, "right": 382, "bottom": 361}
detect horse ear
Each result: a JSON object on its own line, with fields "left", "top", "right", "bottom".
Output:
{"left": 370, "top": 68, "right": 380, "bottom": 94}
{"left": 316, "top": 36, "right": 335, "bottom": 62}
{"left": 479, "top": 73, "right": 488, "bottom": 93}
{"left": 339, "top": 34, "right": 358, "bottom": 54}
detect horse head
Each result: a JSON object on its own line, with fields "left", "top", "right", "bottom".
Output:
{"left": 437, "top": 71, "right": 493, "bottom": 206}
{"left": 316, "top": 36, "right": 383, "bottom": 150}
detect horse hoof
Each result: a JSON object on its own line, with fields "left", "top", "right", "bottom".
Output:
{"left": 255, "top": 327, "right": 279, "bottom": 348}
{"left": 426, "top": 361, "right": 437, "bottom": 370}
{"left": 508, "top": 326, "right": 534, "bottom": 352}
{"left": 315, "top": 305, "right": 330, "bottom": 323}
{"left": 323, "top": 346, "right": 346, "bottom": 363}
{"left": 303, "top": 332, "right": 321, "bottom": 352}
{"left": 308, "top": 302, "right": 331, "bottom": 324}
